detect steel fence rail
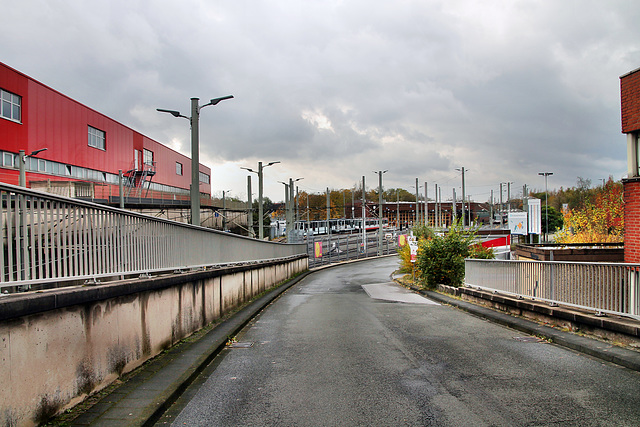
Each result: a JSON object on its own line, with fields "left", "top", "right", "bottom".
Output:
{"left": 465, "top": 259, "right": 640, "bottom": 320}
{"left": 305, "top": 230, "right": 400, "bottom": 268}
{"left": 0, "top": 183, "right": 306, "bottom": 291}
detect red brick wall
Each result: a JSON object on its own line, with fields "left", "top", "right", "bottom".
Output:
{"left": 624, "top": 179, "right": 640, "bottom": 263}
{"left": 621, "top": 69, "right": 640, "bottom": 134}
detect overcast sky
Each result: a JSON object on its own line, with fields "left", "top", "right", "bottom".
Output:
{"left": 3, "top": 0, "right": 640, "bottom": 203}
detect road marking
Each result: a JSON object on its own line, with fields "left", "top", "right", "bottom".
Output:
{"left": 361, "top": 282, "right": 439, "bottom": 305}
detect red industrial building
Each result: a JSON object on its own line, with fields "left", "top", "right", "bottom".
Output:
{"left": 621, "top": 67, "right": 640, "bottom": 263}
{"left": 0, "top": 62, "right": 211, "bottom": 204}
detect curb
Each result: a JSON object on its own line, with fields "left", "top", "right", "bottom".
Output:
{"left": 68, "top": 270, "right": 312, "bottom": 426}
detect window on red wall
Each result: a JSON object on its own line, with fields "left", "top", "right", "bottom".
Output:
{"left": 176, "top": 162, "right": 183, "bottom": 175}
{"left": 143, "top": 149, "right": 154, "bottom": 165}
{"left": 1, "top": 88, "right": 21, "bottom": 122}
{"left": 88, "top": 126, "right": 106, "bottom": 150}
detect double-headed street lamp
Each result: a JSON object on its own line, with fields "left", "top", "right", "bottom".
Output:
{"left": 241, "top": 161, "right": 280, "bottom": 239}
{"left": 222, "top": 190, "right": 231, "bottom": 231}
{"left": 456, "top": 167, "right": 468, "bottom": 227}
{"left": 538, "top": 172, "right": 553, "bottom": 242}
{"left": 158, "top": 95, "right": 233, "bottom": 226}
{"left": 278, "top": 178, "right": 303, "bottom": 242}
{"left": 374, "top": 170, "right": 388, "bottom": 255}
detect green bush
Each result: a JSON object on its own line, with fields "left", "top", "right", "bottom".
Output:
{"left": 415, "top": 221, "right": 477, "bottom": 288}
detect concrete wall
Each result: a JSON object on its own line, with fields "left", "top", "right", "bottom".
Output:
{"left": 0, "top": 256, "right": 307, "bottom": 427}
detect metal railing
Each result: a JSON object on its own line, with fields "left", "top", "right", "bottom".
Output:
{"left": 465, "top": 259, "right": 640, "bottom": 320}
{"left": 306, "top": 230, "right": 400, "bottom": 268}
{"left": 0, "top": 183, "right": 306, "bottom": 292}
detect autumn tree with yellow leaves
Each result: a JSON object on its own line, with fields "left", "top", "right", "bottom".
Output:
{"left": 555, "top": 178, "right": 623, "bottom": 244}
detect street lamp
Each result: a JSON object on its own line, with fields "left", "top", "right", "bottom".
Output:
{"left": 289, "top": 178, "right": 303, "bottom": 241}
{"left": 278, "top": 181, "right": 290, "bottom": 241}
{"left": 18, "top": 148, "right": 48, "bottom": 187}
{"left": 222, "top": 189, "right": 231, "bottom": 231}
{"left": 456, "top": 167, "right": 468, "bottom": 227}
{"left": 158, "top": 95, "right": 233, "bottom": 226}
{"left": 538, "top": 172, "right": 553, "bottom": 242}
{"left": 411, "top": 178, "right": 423, "bottom": 225}
{"left": 374, "top": 170, "right": 388, "bottom": 255}
{"left": 242, "top": 161, "right": 279, "bottom": 239}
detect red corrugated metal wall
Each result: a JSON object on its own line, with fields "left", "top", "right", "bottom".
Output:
{"left": 0, "top": 62, "right": 211, "bottom": 195}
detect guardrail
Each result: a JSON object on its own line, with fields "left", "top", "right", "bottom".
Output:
{"left": 465, "top": 259, "right": 640, "bottom": 320}
{"left": 306, "top": 231, "right": 400, "bottom": 268}
{"left": 0, "top": 183, "right": 306, "bottom": 292}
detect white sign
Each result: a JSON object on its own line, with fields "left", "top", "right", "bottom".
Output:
{"left": 508, "top": 212, "right": 528, "bottom": 235}
{"left": 528, "top": 198, "right": 541, "bottom": 235}
{"left": 407, "top": 235, "right": 418, "bottom": 263}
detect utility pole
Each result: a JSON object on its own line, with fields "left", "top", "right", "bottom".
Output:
{"left": 434, "top": 184, "right": 438, "bottom": 228}
{"left": 415, "top": 178, "right": 419, "bottom": 225}
{"left": 538, "top": 172, "right": 553, "bottom": 242}
{"left": 456, "top": 167, "right": 467, "bottom": 227}
{"left": 222, "top": 190, "right": 230, "bottom": 231}
{"left": 362, "top": 176, "right": 366, "bottom": 254}
{"left": 452, "top": 188, "right": 457, "bottom": 221}
{"left": 490, "top": 189, "right": 494, "bottom": 228}
{"left": 396, "top": 189, "right": 400, "bottom": 230}
{"left": 247, "top": 176, "right": 253, "bottom": 238}
{"left": 377, "top": 171, "right": 387, "bottom": 255}
{"left": 240, "top": 160, "right": 280, "bottom": 239}
{"left": 424, "top": 181, "right": 428, "bottom": 227}
{"left": 499, "top": 183, "right": 504, "bottom": 228}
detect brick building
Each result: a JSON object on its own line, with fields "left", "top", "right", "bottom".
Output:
{"left": 620, "top": 67, "right": 640, "bottom": 262}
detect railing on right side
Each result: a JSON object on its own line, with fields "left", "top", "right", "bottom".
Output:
{"left": 465, "top": 259, "right": 640, "bottom": 320}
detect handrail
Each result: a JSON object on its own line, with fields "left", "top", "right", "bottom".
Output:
{"left": 0, "top": 182, "right": 306, "bottom": 292}
{"left": 465, "top": 258, "right": 640, "bottom": 320}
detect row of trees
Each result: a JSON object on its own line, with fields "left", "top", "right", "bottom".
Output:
{"left": 399, "top": 176, "right": 625, "bottom": 289}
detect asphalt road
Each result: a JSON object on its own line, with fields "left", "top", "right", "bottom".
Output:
{"left": 160, "top": 257, "right": 640, "bottom": 426}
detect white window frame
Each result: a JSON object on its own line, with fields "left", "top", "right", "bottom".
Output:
{"left": 88, "top": 126, "right": 106, "bottom": 150}
{"left": 143, "top": 149, "right": 154, "bottom": 166}
{"left": 176, "top": 162, "right": 183, "bottom": 176}
{"left": 199, "top": 171, "right": 210, "bottom": 184}
{"left": 0, "top": 88, "right": 21, "bottom": 122}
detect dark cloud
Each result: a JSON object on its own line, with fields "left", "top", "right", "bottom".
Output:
{"left": 2, "top": 0, "right": 639, "bottom": 201}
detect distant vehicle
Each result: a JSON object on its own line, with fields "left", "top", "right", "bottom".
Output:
{"left": 293, "top": 217, "right": 389, "bottom": 237}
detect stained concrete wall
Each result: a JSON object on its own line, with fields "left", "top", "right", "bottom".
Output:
{"left": 0, "top": 256, "right": 307, "bottom": 427}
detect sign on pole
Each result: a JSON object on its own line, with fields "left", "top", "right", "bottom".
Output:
{"left": 508, "top": 212, "right": 528, "bottom": 235}
{"left": 407, "top": 235, "right": 418, "bottom": 263}
{"left": 528, "top": 198, "right": 541, "bottom": 235}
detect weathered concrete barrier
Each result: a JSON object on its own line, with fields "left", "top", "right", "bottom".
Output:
{"left": 0, "top": 255, "right": 307, "bottom": 426}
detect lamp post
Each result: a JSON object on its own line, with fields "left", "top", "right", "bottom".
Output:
{"left": 284, "top": 178, "right": 303, "bottom": 242}
{"left": 291, "top": 178, "right": 303, "bottom": 237}
{"left": 246, "top": 176, "right": 254, "bottom": 238}
{"left": 278, "top": 181, "right": 289, "bottom": 240}
{"left": 538, "top": 172, "right": 553, "bottom": 242}
{"left": 241, "top": 161, "right": 280, "bottom": 239}
{"left": 396, "top": 189, "right": 400, "bottom": 230}
{"left": 456, "top": 167, "right": 468, "bottom": 227}
{"left": 158, "top": 95, "right": 233, "bottom": 226}
{"left": 412, "top": 178, "right": 422, "bottom": 225}
{"left": 374, "top": 170, "right": 388, "bottom": 255}
{"left": 18, "top": 148, "right": 48, "bottom": 187}
{"left": 222, "top": 190, "right": 231, "bottom": 231}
